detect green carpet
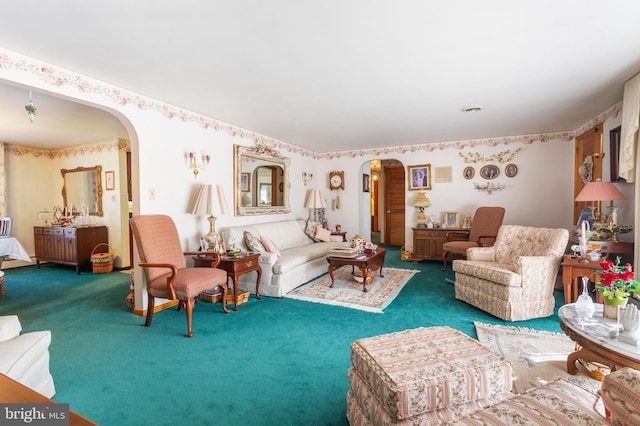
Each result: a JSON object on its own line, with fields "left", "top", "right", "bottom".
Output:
{"left": 0, "top": 248, "right": 567, "bottom": 425}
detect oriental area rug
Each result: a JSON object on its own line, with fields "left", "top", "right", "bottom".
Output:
{"left": 474, "top": 322, "right": 606, "bottom": 394}
{"left": 286, "top": 267, "right": 418, "bottom": 313}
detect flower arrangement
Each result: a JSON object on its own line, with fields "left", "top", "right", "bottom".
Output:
{"left": 595, "top": 257, "right": 639, "bottom": 301}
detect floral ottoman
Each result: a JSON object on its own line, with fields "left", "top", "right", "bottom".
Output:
{"left": 347, "top": 327, "right": 513, "bottom": 425}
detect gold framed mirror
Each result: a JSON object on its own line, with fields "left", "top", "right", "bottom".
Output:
{"left": 234, "top": 145, "right": 290, "bottom": 216}
{"left": 61, "top": 165, "right": 104, "bottom": 216}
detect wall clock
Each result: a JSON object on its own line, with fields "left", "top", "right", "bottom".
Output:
{"left": 329, "top": 170, "right": 345, "bottom": 190}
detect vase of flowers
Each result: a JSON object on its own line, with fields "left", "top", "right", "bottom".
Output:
{"left": 595, "top": 257, "right": 639, "bottom": 319}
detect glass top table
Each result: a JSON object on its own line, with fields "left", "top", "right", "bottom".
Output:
{"left": 558, "top": 303, "right": 640, "bottom": 374}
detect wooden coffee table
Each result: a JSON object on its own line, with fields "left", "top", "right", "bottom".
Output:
{"left": 326, "top": 248, "right": 386, "bottom": 292}
{"left": 559, "top": 303, "right": 640, "bottom": 374}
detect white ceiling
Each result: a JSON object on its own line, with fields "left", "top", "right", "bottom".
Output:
{"left": 1, "top": 1, "right": 640, "bottom": 153}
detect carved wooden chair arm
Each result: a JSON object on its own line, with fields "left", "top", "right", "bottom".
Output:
{"left": 138, "top": 261, "right": 179, "bottom": 300}
{"left": 446, "top": 230, "right": 470, "bottom": 242}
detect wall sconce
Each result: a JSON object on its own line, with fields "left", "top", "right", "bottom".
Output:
{"left": 473, "top": 182, "right": 505, "bottom": 194}
{"left": 186, "top": 152, "right": 210, "bottom": 178}
{"left": 303, "top": 171, "right": 313, "bottom": 186}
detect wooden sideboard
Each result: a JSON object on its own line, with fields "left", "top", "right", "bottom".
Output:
{"left": 34, "top": 226, "right": 108, "bottom": 274}
{"left": 411, "top": 227, "right": 470, "bottom": 263}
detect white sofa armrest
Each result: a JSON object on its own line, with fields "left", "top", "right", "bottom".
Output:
{"left": 0, "top": 315, "right": 22, "bottom": 342}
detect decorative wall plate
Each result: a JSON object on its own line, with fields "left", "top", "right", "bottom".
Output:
{"left": 480, "top": 164, "right": 500, "bottom": 180}
{"left": 505, "top": 163, "right": 518, "bottom": 178}
{"left": 463, "top": 166, "right": 475, "bottom": 180}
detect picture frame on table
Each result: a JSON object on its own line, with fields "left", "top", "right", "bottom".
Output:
{"left": 105, "top": 170, "right": 115, "bottom": 191}
{"left": 362, "top": 174, "right": 370, "bottom": 192}
{"left": 241, "top": 173, "right": 250, "bottom": 192}
{"left": 443, "top": 211, "right": 460, "bottom": 228}
{"left": 408, "top": 164, "right": 432, "bottom": 190}
{"left": 576, "top": 208, "right": 594, "bottom": 231}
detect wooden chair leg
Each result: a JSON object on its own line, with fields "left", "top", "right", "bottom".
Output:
{"left": 221, "top": 284, "right": 230, "bottom": 314}
{"left": 144, "top": 293, "right": 155, "bottom": 327}
{"left": 184, "top": 297, "right": 195, "bottom": 338}
{"left": 442, "top": 251, "right": 450, "bottom": 271}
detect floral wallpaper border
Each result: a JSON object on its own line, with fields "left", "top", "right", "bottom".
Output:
{"left": 0, "top": 48, "right": 621, "bottom": 161}
{"left": 5, "top": 138, "right": 128, "bottom": 159}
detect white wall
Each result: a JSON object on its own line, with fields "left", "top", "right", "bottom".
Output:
{"left": 0, "top": 49, "right": 635, "bottom": 311}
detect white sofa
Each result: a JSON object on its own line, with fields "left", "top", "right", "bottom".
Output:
{"left": 221, "top": 219, "right": 348, "bottom": 297}
{"left": 0, "top": 315, "right": 56, "bottom": 397}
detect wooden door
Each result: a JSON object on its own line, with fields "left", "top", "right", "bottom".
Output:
{"left": 574, "top": 125, "right": 603, "bottom": 223}
{"left": 384, "top": 166, "right": 405, "bottom": 246}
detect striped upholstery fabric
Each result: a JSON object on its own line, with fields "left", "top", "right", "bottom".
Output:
{"left": 347, "top": 369, "right": 513, "bottom": 426}
{"left": 446, "top": 379, "right": 607, "bottom": 425}
{"left": 453, "top": 225, "right": 569, "bottom": 321}
{"left": 349, "top": 327, "right": 512, "bottom": 421}
{"left": 600, "top": 367, "right": 640, "bottom": 425}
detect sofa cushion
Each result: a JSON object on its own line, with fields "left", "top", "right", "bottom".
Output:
{"left": 0, "top": 315, "right": 22, "bottom": 342}
{"left": 315, "top": 227, "right": 331, "bottom": 242}
{"left": 445, "top": 378, "right": 607, "bottom": 425}
{"left": 304, "top": 220, "right": 322, "bottom": 242}
{"left": 452, "top": 260, "right": 521, "bottom": 287}
{"left": 273, "top": 242, "right": 334, "bottom": 275}
{"left": 260, "top": 235, "right": 280, "bottom": 256}
{"left": 244, "top": 231, "right": 265, "bottom": 252}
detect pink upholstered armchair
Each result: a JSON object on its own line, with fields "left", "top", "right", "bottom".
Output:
{"left": 453, "top": 225, "right": 569, "bottom": 321}
{"left": 442, "top": 207, "right": 505, "bottom": 271}
{"left": 130, "top": 214, "right": 229, "bottom": 337}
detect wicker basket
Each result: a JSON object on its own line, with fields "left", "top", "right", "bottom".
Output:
{"left": 91, "top": 243, "right": 114, "bottom": 274}
{"left": 401, "top": 246, "right": 413, "bottom": 261}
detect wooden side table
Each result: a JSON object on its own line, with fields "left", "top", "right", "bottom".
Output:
{"left": 331, "top": 231, "right": 347, "bottom": 242}
{"left": 561, "top": 255, "right": 604, "bottom": 305}
{"left": 0, "top": 373, "right": 97, "bottom": 425}
{"left": 194, "top": 253, "right": 262, "bottom": 311}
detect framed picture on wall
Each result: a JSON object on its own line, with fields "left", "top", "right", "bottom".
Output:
{"left": 408, "top": 164, "right": 432, "bottom": 190}
{"left": 241, "top": 173, "right": 250, "bottom": 192}
{"left": 105, "top": 171, "right": 115, "bottom": 191}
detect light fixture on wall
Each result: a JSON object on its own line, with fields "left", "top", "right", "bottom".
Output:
{"left": 25, "top": 89, "right": 37, "bottom": 123}
{"left": 303, "top": 171, "right": 313, "bottom": 186}
{"left": 575, "top": 180, "right": 624, "bottom": 224}
{"left": 413, "top": 192, "right": 431, "bottom": 227}
{"left": 191, "top": 184, "right": 229, "bottom": 252}
{"left": 186, "top": 152, "right": 210, "bottom": 178}
{"left": 304, "top": 189, "right": 326, "bottom": 222}
{"left": 473, "top": 182, "right": 505, "bottom": 194}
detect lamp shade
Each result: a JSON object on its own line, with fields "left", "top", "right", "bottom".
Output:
{"left": 304, "top": 190, "right": 326, "bottom": 209}
{"left": 574, "top": 181, "right": 624, "bottom": 202}
{"left": 413, "top": 192, "right": 432, "bottom": 208}
{"left": 191, "top": 184, "right": 229, "bottom": 216}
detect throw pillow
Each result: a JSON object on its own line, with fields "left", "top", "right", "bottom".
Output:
{"left": 304, "top": 219, "right": 322, "bottom": 242}
{"left": 260, "top": 235, "right": 281, "bottom": 256}
{"left": 315, "top": 226, "right": 331, "bottom": 243}
{"left": 244, "top": 231, "right": 266, "bottom": 252}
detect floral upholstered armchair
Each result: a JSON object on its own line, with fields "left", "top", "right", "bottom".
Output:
{"left": 452, "top": 225, "right": 569, "bottom": 321}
